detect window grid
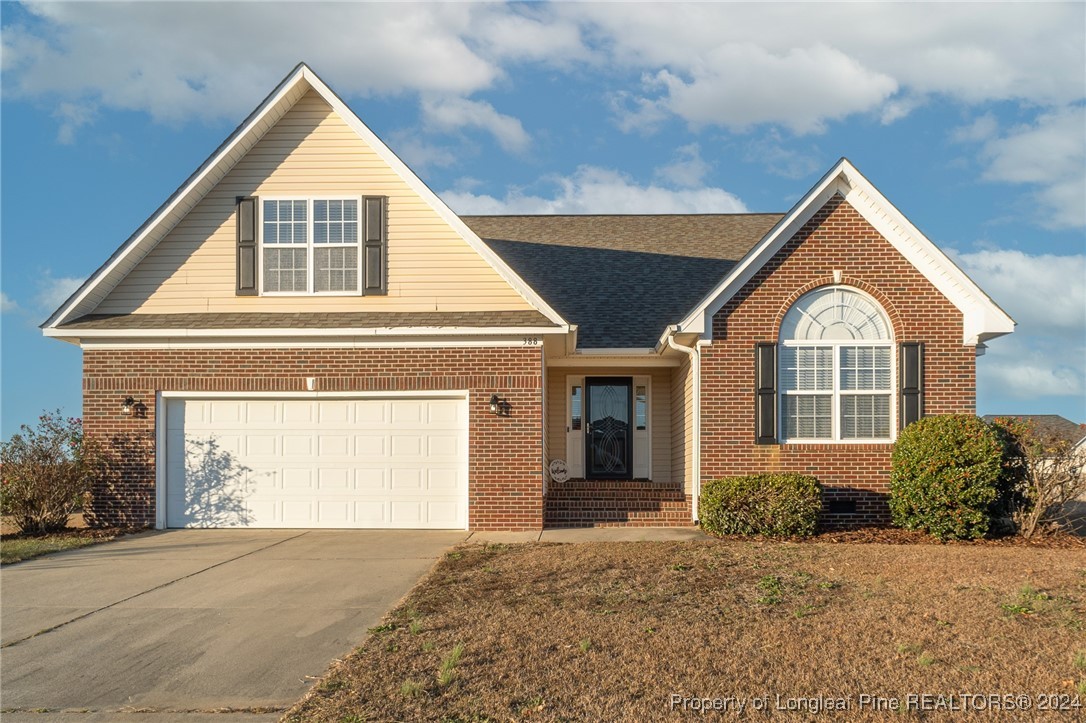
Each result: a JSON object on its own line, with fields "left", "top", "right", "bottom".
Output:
{"left": 781, "top": 341, "right": 894, "bottom": 442}
{"left": 260, "top": 197, "right": 362, "bottom": 295}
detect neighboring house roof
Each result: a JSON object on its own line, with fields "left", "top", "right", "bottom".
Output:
{"left": 56, "top": 310, "right": 552, "bottom": 332}
{"left": 41, "top": 63, "right": 567, "bottom": 332}
{"left": 677, "top": 158, "right": 1016, "bottom": 346}
{"left": 467, "top": 215, "right": 781, "bottom": 349}
{"left": 982, "top": 415, "right": 1086, "bottom": 447}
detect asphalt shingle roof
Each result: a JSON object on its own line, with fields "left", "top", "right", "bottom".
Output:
{"left": 464, "top": 214, "right": 782, "bottom": 348}
{"left": 981, "top": 414, "right": 1086, "bottom": 446}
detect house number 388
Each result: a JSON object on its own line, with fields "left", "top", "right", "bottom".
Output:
{"left": 522, "top": 337, "right": 540, "bottom": 346}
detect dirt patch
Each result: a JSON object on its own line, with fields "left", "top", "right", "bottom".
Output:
{"left": 285, "top": 540, "right": 1086, "bottom": 722}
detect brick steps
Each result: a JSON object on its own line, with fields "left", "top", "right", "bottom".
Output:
{"left": 544, "top": 479, "right": 692, "bottom": 527}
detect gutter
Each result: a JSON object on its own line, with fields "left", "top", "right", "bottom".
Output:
{"left": 664, "top": 325, "right": 701, "bottom": 524}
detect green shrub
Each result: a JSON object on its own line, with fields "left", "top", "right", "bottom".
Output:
{"left": 699, "top": 473, "right": 822, "bottom": 537}
{"left": 1, "top": 411, "right": 106, "bottom": 535}
{"left": 889, "top": 415, "right": 1004, "bottom": 540}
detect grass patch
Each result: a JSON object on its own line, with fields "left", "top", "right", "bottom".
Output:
{"left": 287, "top": 540, "right": 1086, "bottom": 722}
{"left": 0, "top": 528, "right": 128, "bottom": 564}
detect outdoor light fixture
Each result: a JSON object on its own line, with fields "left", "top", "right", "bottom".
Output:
{"left": 121, "top": 396, "right": 136, "bottom": 416}
{"left": 489, "top": 393, "right": 511, "bottom": 417}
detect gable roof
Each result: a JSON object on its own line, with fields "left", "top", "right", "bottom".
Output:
{"left": 677, "top": 158, "right": 1016, "bottom": 346}
{"left": 41, "top": 63, "right": 567, "bottom": 332}
{"left": 466, "top": 215, "right": 781, "bottom": 349}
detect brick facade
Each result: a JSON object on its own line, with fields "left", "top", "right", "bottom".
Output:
{"left": 700, "top": 194, "right": 976, "bottom": 526}
{"left": 82, "top": 346, "right": 545, "bottom": 531}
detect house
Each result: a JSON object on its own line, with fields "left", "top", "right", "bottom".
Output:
{"left": 42, "top": 64, "right": 1015, "bottom": 531}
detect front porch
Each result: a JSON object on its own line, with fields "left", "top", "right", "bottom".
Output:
{"left": 543, "top": 353, "right": 697, "bottom": 527}
{"left": 544, "top": 479, "right": 693, "bottom": 528}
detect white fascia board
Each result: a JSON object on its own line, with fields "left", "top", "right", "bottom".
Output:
{"left": 840, "top": 167, "right": 1015, "bottom": 345}
{"left": 677, "top": 164, "right": 851, "bottom": 338}
{"left": 44, "top": 65, "right": 310, "bottom": 330}
{"left": 45, "top": 325, "right": 567, "bottom": 340}
{"left": 44, "top": 63, "right": 568, "bottom": 332}
{"left": 676, "top": 158, "right": 1016, "bottom": 346}
{"left": 299, "top": 68, "right": 568, "bottom": 328}
{"left": 548, "top": 354, "right": 680, "bottom": 368}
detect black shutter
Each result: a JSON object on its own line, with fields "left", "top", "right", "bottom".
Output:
{"left": 900, "top": 342, "right": 924, "bottom": 429}
{"left": 236, "top": 196, "right": 257, "bottom": 296}
{"left": 755, "top": 342, "right": 778, "bottom": 444}
{"left": 362, "top": 196, "right": 387, "bottom": 294}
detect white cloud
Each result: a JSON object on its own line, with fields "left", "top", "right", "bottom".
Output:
{"left": 420, "top": 96, "right": 530, "bottom": 153}
{"left": 35, "top": 273, "right": 84, "bottom": 313}
{"left": 744, "top": 131, "right": 823, "bottom": 180}
{"left": 955, "top": 246, "right": 1085, "bottom": 402}
{"left": 387, "top": 133, "right": 458, "bottom": 174}
{"left": 567, "top": 3, "right": 1085, "bottom": 130}
{"left": 442, "top": 165, "right": 747, "bottom": 215}
{"left": 981, "top": 336, "right": 1084, "bottom": 400}
{"left": 651, "top": 44, "right": 898, "bottom": 134}
{"left": 655, "top": 143, "right": 710, "bottom": 188}
{"left": 952, "top": 248, "right": 1086, "bottom": 334}
{"left": 0, "top": 292, "right": 20, "bottom": 314}
{"left": 52, "top": 101, "right": 95, "bottom": 144}
{"left": 2, "top": 3, "right": 505, "bottom": 127}
{"left": 977, "top": 106, "right": 1086, "bottom": 229}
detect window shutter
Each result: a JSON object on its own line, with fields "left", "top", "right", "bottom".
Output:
{"left": 236, "top": 196, "right": 257, "bottom": 296}
{"left": 755, "top": 342, "right": 778, "bottom": 444}
{"left": 900, "top": 342, "right": 924, "bottom": 429}
{"left": 362, "top": 196, "right": 387, "bottom": 294}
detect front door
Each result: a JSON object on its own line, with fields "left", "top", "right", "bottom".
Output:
{"left": 584, "top": 377, "right": 633, "bottom": 479}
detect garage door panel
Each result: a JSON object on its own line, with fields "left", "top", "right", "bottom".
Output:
{"left": 319, "top": 401, "right": 351, "bottom": 424}
{"left": 283, "top": 402, "right": 315, "bottom": 424}
{"left": 282, "top": 435, "right": 313, "bottom": 456}
{"left": 354, "top": 434, "right": 386, "bottom": 457}
{"left": 165, "top": 397, "right": 467, "bottom": 529}
{"left": 391, "top": 434, "right": 423, "bottom": 456}
{"left": 355, "top": 468, "right": 387, "bottom": 491}
{"left": 390, "top": 468, "right": 423, "bottom": 491}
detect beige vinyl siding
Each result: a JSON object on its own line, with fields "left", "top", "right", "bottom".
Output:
{"left": 671, "top": 355, "right": 694, "bottom": 495}
{"left": 546, "top": 368, "right": 671, "bottom": 483}
{"left": 97, "top": 90, "right": 532, "bottom": 315}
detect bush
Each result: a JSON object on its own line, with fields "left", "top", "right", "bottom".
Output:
{"left": 1, "top": 411, "right": 106, "bottom": 535}
{"left": 889, "top": 415, "right": 1004, "bottom": 540}
{"left": 989, "top": 417, "right": 1086, "bottom": 538}
{"left": 700, "top": 473, "right": 823, "bottom": 537}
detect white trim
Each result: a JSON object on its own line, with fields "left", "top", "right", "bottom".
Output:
{"left": 577, "top": 348, "right": 656, "bottom": 355}
{"left": 259, "top": 195, "right": 363, "bottom": 296}
{"left": 47, "top": 325, "right": 566, "bottom": 340}
{"left": 80, "top": 338, "right": 549, "bottom": 350}
{"left": 155, "top": 392, "right": 166, "bottom": 530}
{"left": 676, "top": 158, "right": 1015, "bottom": 346}
{"left": 667, "top": 332, "right": 701, "bottom": 522}
{"left": 299, "top": 67, "right": 566, "bottom": 327}
{"left": 157, "top": 391, "right": 470, "bottom": 530}
{"left": 43, "top": 64, "right": 568, "bottom": 331}
{"left": 548, "top": 356, "right": 680, "bottom": 368}
{"left": 159, "top": 390, "right": 468, "bottom": 400}
{"left": 45, "top": 65, "right": 311, "bottom": 328}
{"left": 632, "top": 375, "right": 651, "bottom": 479}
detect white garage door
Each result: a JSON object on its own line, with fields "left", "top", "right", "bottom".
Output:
{"left": 163, "top": 397, "right": 468, "bottom": 529}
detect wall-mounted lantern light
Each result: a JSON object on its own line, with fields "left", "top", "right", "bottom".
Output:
{"left": 121, "top": 396, "right": 136, "bottom": 416}
{"left": 489, "top": 393, "right": 511, "bottom": 417}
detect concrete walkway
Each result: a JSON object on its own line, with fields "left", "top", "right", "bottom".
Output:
{"left": 1, "top": 529, "right": 466, "bottom": 722}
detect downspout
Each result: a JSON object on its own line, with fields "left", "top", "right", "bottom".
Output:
{"left": 666, "top": 327, "right": 701, "bottom": 524}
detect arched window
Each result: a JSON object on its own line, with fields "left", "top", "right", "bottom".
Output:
{"left": 779, "top": 287, "right": 894, "bottom": 441}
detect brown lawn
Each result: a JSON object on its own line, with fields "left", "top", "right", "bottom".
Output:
{"left": 285, "top": 539, "right": 1086, "bottom": 722}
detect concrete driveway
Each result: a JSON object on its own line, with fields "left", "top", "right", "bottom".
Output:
{"left": 1, "top": 529, "right": 467, "bottom": 722}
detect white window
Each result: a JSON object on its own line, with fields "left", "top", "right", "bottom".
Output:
{"left": 779, "top": 287, "right": 894, "bottom": 442}
{"left": 261, "top": 197, "right": 360, "bottom": 294}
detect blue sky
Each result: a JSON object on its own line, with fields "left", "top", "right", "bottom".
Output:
{"left": 1, "top": 1, "right": 1084, "bottom": 436}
